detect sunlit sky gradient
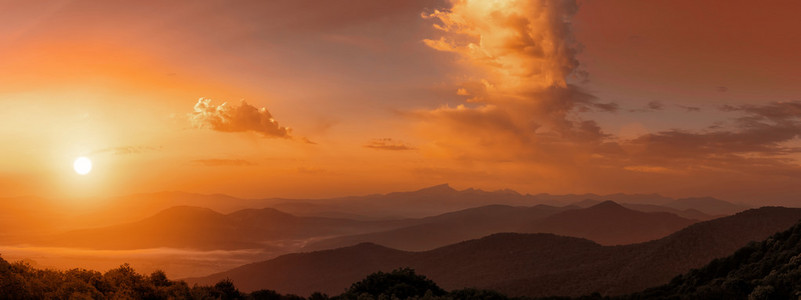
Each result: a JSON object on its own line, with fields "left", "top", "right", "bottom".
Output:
{"left": 2, "top": 0, "right": 801, "bottom": 204}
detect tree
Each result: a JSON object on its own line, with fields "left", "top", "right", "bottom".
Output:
{"left": 343, "top": 268, "right": 446, "bottom": 300}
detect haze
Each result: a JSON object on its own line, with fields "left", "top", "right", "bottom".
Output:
{"left": 2, "top": 0, "right": 801, "bottom": 205}
{"left": 2, "top": 1, "right": 801, "bottom": 298}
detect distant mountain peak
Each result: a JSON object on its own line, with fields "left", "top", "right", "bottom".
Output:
{"left": 155, "top": 205, "right": 220, "bottom": 215}
{"left": 414, "top": 184, "right": 456, "bottom": 194}
{"left": 589, "top": 200, "right": 625, "bottom": 210}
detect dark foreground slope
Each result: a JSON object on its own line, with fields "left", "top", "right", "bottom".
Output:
{"left": 188, "top": 207, "right": 801, "bottom": 297}
{"left": 626, "top": 217, "right": 801, "bottom": 299}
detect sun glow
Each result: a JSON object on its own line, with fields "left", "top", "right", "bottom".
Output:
{"left": 73, "top": 156, "right": 93, "bottom": 175}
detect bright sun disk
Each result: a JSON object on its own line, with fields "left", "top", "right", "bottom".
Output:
{"left": 73, "top": 156, "right": 92, "bottom": 175}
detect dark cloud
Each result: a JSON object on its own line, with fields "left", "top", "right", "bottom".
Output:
{"left": 365, "top": 138, "right": 416, "bottom": 151}
{"left": 591, "top": 102, "right": 620, "bottom": 112}
{"left": 721, "top": 101, "right": 801, "bottom": 122}
{"left": 677, "top": 105, "right": 701, "bottom": 112}
{"left": 614, "top": 101, "right": 801, "bottom": 175}
{"left": 647, "top": 101, "right": 664, "bottom": 110}
{"left": 192, "top": 159, "right": 256, "bottom": 167}
{"left": 629, "top": 101, "right": 665, "bottom": 112}
{"left": 190, "top": 98, "right": 291, "bottom": 138}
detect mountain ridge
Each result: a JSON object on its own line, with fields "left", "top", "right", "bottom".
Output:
{"left": 187, "top": 206, "right": 801, "bottom": 297}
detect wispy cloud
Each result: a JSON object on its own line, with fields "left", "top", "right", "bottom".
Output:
{"left": 364, "top": 138, "right": 416, "bottom": 151}
{"left": 91, "top": 146, "right": 160, "bottom": 155}
{"left": 192, "top": 159, "right": 256, "bottom": 167}
{"left": 677, "top": 105, "right": 701, "bottom": 112}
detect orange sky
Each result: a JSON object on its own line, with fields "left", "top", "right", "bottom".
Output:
{"left": 2, "top": 0, "right": 801, "bottom": 204}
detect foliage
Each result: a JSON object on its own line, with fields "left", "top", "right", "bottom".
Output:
{"left": 622, "top": 221, "right": 801, "bottom": 299}
{"left": 339, "top": 268, "right": 446, "bottom": 300}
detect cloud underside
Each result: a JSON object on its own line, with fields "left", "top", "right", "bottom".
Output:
{"left": 365, "top": 138, "right": 416, "bottom": 151}
{"left": 190, "top": 98, "right": 291, "bottom": 138}
{"left": 91, "top": 146, "right": 159, "bottom": 155}
{"left": 416, "top": 0, "right": 801, "bottom": 178}
{"left": 192, "top": 159, "right": 255, "bottom": 167}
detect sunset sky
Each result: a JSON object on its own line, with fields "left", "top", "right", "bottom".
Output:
{"left": 2, "top": 0, "right": 801, "bottom": 204}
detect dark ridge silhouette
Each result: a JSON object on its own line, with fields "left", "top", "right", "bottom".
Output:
{"left": 0, "top": 186, "right": 747, "bottom": 243}
{"left": 625, "top": 216, "right": 801, "bottom": 299}
{"left": 266, "top": 184, "right": 748, "bottom": 220}
{"left": 666, "top": 196, "right": 751, "bottom": 215}
{"left": 187, "top": 207, "right": 801, "bottom": 297}
{"left": 619, "top": 203, "right": 721, "bottom": 221}
{"left": 305, "top": 201, "right": 695, "bottom": 251}
{"left": 303, "top": 204, "right": 568, "bottom": 251}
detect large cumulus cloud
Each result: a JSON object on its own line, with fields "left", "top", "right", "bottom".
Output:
{"left": 416, "top": 0, "right": 613, "bottom": 163}
{"left": 190, "top": 98, "right": 291, "bottom": 138}
{"left": 414, "top": 0, "right": 801, "bottom": 196}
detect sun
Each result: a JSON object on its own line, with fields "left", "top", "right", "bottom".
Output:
{"left": 73, "top": 156, "right": 93, "bottom": 175}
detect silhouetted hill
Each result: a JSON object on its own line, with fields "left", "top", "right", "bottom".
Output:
{"left": 519, "top": 201, "right": 698, "bottom": 245}
{"left": 269, "top": 184, "right": 538, "bottom": 219}
{"left": 570, "top": 199, "right": 723, "bottom": 220}
{"left": 620, "top": 203, "right": 721, "bottom": 221}
{"left": 40, "top": 206, "right": 408, "bottom": 250}
{"left": 665, "top": 196, "right": 751, "bottom": 215}
{"left": 305, "top": 202, "right": 695, "bottom": 251}
{"left": 188, "top": 207, "right": 801, "bottom": 297}
{"left": 627, "top": 214, "right": 801, "bottom": 299}
{"left": 0, "top": 186, "right": 751, "bottom": 243}
{"left": 303, "top": 204, "right": 568, "bottom": 251}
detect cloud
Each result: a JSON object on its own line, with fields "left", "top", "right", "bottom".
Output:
{"left": 416, "top": 0, "right": 613, "bottom": 162}
{"left": 623, "top": 165, "right": 680, "bottom": 174}
{"left": 415, "top": 1, "right": 801, "bottom": 192}
{"left": 677, "top": 105, "right": 701, "bottom": 112}
{"left": 628, "top": 101, "right": 665, "bottom": 112}
{"left": 422, "top": 0, "right": 581, "bottom": 90}
{"left": 91, "top": 146, "right": 160, "bottom": 155}
{"left": 192, "top": 159, "right": 256, "bottom": 167}
{"left": 647, "top": 101, "right": 664, "bottom": 110}
{"left": 721, "top": 101, "right": 801, "bottom": 122}
{"left": 190, "top": 98, "right": 291, "bottom": 138}
{"left": 613, "top": 101, "right": 801, "bottom": 174}
{"left": 364, "top": 138, "right": 416, "bottom": 151}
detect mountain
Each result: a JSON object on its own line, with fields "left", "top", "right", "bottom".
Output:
{"left": 303, "top": 204, "right": 568, "bottom": 251}
{"left": 38, "top": 206, "right": 408, "bottom": 250}
{"left": 570, "top": 199, "right": 723, "bottom": 221}
{"left": 665, "top": 196, "right": 751, "bottom": 215}
{"left": 619, "top": 203, "right": 722, "bottom": 221}
{"left": 519, "top": 201, "right": 698, "bottom": 245}
{"left": 268, "top": 184, "right": 537, "bottom": 219}
{"left": 628, "top": 216, "right": 801, "bottom": 299}
{"left": 0, "top": 186, "right": 750, "bottom": 241}
{"left": 305, "top": 201, "right": 695, "bottom": 251}
{"left": 269, "top": 185, "right": 751, "bottom": 220}
{"left": 187, "top": 207, "right": 801, "bottom": 297}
